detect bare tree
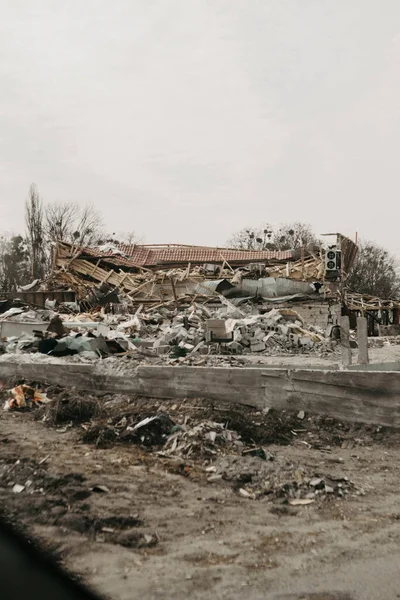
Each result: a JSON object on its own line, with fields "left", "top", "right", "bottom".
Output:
{"left": 227, "top": 222, "right": 319, "bottom": 251}
{"left": 120, "top": 231, "right": 137, "bottom": 245}
{"left": 45, "top": 202, "right": 104, "bottom": 247}
{"left": 99, "top": 231, "right": 138, "bottom": 245}
{"left": 273, "top": 222, "right": 320, "bottom": 251}
{"left": 25, "top": 184, "right": 46, "bottom": 279}
{"left": 347, "top": 241, "right": 400, "bottom": 299}
{"left": 45, "top": 202, "right": 77, "bottom": 244}
{"left": 226, "top": 225, "right": 274, "bottom": 250}
{"left": 71, "top": 205, "right": 104, "bottom": 247}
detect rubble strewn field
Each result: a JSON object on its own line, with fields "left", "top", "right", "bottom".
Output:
{"left": 2, "top": 385, "right": 400, "bottom": 600}
{"left": 0, "top": 299, "right": 338, "bottom": 369}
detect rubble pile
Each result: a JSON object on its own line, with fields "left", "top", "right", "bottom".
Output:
{"left": 212, "top": 455, "right": 357, "bottom": 502}
{"left": 140, "top": 305, "right": 330, "bottom": 355}
{"left": 81, "top": 410, "right": 243, "bottom": 454}
{"left": 162, "top": 420, "right": 243, "bottom": 458}
{"left": 367, "top": 336, "right": 400, "bottom": 348}
{"left": 83, "top": 412, "right": 176, "bottom": 447}
{"left": 0, "top": 300, "right": 336, "bottom": 362}
{"left": 2, "top": 380, "right": 366, "bottom": 508}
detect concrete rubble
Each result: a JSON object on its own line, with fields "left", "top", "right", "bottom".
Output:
{"left": 0, "top": 299, "right": 337, "bottom": 365}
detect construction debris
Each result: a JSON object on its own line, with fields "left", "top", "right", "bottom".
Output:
{"left": 81, "top": 406, "right": 357, "bottom": 503}
{"left": 4, "top": 385, "right": 51, "bottom": 411}
{"left": 52, "top": 236, "right": 357, "bottom": 311}
{"left": 0, "top": 298, "right": 337, "bottom": 365}
{"left": 162, "top": 420, "right": 243, "bottom": 458}
{"left": 211, "top": 455, "right": 356, "bottom": 502}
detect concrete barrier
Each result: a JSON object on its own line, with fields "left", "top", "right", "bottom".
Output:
{"left": 0, "top": 360, "right": 399, "bottom": 428}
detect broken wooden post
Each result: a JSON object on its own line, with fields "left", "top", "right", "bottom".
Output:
{"left": 340, "top": 315, "right": 352, "bottom": 366}
{"left": 357, "top": 316, "right": 369, "bottom": 365}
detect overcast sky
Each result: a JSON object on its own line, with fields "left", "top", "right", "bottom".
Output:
{"left": 1, "top": 1, "right": 400, "bottom": 253}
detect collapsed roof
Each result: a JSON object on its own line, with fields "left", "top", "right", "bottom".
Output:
{"left": 52, "top": 236, "right": 358, "bottom": 308}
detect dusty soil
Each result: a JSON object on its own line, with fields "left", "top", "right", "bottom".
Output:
{"left": 2, "top": 391, "right": 400, "bottom": 600}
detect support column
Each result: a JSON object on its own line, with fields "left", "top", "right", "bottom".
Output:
{"left": 357, "top": 316, "right": 369, "bottom": 365}
{"left": 340, "top": 315, "right": 352, "bottom": 366}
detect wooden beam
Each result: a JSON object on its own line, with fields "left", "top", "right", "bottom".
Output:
{"left": 169, "top": 276, "right": 178, "bottom": 306}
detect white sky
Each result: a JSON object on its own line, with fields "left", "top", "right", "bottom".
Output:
{"left": 1, "top": 1, "right": 400, "bottom": 253}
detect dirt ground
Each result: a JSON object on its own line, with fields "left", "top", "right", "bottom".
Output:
{"left": 2, "top": 385, "right": 400, "bottom": 600}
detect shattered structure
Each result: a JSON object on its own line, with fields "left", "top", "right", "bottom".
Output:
{"left": 52, "top": 237, "right": 347, "bottom": 309}
{"left": 0, "top": 233, "right": 398, "bottom": 363}
{"left": 47, "top": 235, "right": 400, "bottom": 336}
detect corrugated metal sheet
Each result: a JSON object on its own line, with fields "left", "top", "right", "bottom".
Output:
{"left": 194, "top": 279, "right": 234, "bottom": 296}
{"left": 239, "top": 278, "right": 316, "bottom": 298}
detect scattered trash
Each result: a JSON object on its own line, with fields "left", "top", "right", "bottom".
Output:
{"left": 288, "top": 498, "right": 315, "bottom": 506}
{"left": 162, "top": 420, "right": 243, "bottom": 458}
{"left": 4, "top": 385, "right": 51, "bottom": 411}
{"left": 12, "top": 484, "right": 25, "bottom": 494}
{"left": 210, "top": 454, "right": 356, "bottom": 503}
{"left": 83, "top": 412, "right": 175, "bottom": 447}
{"left": 242, "top": 447, "right": 274, "bottom": 461}
{"left": 239, "top": 488, "right": 256, "bottom": 499}
{"left": 91, "top": 485, "right": 111, "bottom": 494}
{"left": 38, "top": 455, "right": 50, "bottom": 465}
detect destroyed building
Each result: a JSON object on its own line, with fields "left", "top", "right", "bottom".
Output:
{"left": 47, "top": 235, "right": 360, "bottom": 329}
{"left": 0, "top": 232, "right": 398, "bottom": 360}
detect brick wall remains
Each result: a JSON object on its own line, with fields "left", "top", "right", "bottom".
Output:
{"left": 293, "top": 303, "right": 340, "bottom": 330}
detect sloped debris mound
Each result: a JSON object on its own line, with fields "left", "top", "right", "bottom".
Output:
{"left": 78, "top": 394, "right": 397, "bottom": 455}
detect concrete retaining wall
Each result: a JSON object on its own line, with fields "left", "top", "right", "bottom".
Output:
{"left": 1, "top": 360, "right": 400, "bottom": 428}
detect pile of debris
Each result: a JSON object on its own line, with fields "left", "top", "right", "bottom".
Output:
{"left": 53, "top": 240, "right": 329, "bottom": 308}
{"left": 211, "top": 455, "right": 356, "bottom": 503}
{"left": 2, "top": 383, "right": 362, "bottom": 507}
{"left": 81, "top": 411, "right": 244, "bottom": 455}
{"left": 0, "top": 299, "right": 336, "bottom": 363}
{"left": 140, "top": 304, "right": 331, "bottom": 355}
{"left": 162, "top": 420, "right": 243, "bottom": 458}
